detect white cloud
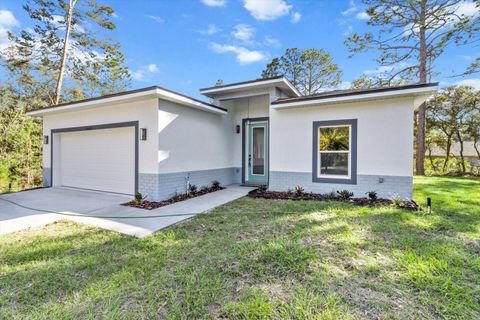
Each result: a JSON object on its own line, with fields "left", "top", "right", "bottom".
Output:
{"left": 231, "top": 24, "right": 255, "bottom": 42}
{"left": 338, "top": 81, "right": 352, "bottom": 89}
{"left": 131, "top": 64, "right": 159, "bottom": 81}
{"left": 201, "top": 0, "right": 226, "bottom": 7}
{"left": 210, "top": 42, "right": 266, "bottom": 64}
{"left": 148, "top": 15, "right": 165, "bottom": 23}
{"left": 457, "top": 1, "right": 479, "bottom": 17}
{"left": 291, "top": 11, "right": 301, "bottom": 23}
{"left": 341, "top": 0, "right": 358, "bottom": 16}
{"left": 356, "top": 11, "right": 369, "bottom": 20}
{"left": 200, "top": 24, "right": 221, "bottom": 35}
{"left": 363, "top": 62, "right": 411, "bottom": 76}
{"left": 263, "top": 36, "right": 281, "bottom": 47}
{"left": 243, "top": 0, "right": 292, "bottom": 21}
{"left": 342, "top": 25, "right": 354, "bottom": 36}
{"left": 0, "top": 10, "right": 20, "bottom": 51}
{"left": 454, "top": 78, "right": 480, "bottom": 90}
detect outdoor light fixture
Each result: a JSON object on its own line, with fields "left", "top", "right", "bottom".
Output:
{"left": 140, "top": 128, "right": 147, "bottom": 141}
{"left": 236, "top": 125, "right": 240, "bottom": 134}
{"left": 43, "top": 135, "right": 49, "bottom": 144}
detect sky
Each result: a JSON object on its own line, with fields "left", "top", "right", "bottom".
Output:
{"left": 0, "top": 0, "right": 479, "bottom": 100}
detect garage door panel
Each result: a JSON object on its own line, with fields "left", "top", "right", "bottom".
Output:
{"left": 58, "top": 127, "right": 135, "bottom": 195}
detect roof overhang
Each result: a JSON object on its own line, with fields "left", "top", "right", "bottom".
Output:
{"left": 200, "top": 76, "right": 301, "bottom": 99}
{"left": 26, "top": 86, "right": 227, "bottom": 117}
{"left": 271, "top": 84, "right": 438, "bottom": 110}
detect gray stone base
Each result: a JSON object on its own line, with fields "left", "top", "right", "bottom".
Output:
{"left": 269, "top": 171, "right": 413, "bottom": 199}
{"left": 139, "top": 167, "right": 236, "bottom": 201}
{"left": 43, "top": 167, "right": 51, "bottom": 187}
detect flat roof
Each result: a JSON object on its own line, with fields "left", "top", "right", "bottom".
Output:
{"left": 27, "top": 86, "right": 227, "bottom": 116}
{"left": 200, "top": 76, "right": 301, "bottom": 98}
{"left": 271, "top": 83, "right": 438, "bottom": 109}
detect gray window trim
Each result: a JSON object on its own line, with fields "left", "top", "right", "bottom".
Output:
{"left": 50, "top": 121, "right": 139, "bottom": 194}
{"left": 312, "top": 119, "right": 357, "bottom": 185}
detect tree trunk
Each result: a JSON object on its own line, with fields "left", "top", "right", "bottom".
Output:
{"left": 54, "top": 0, "right": 76, "bottom": 105}
{"left": 443, "top": 136, "right": 452, "bottom": 171}
{"left": 456, "top": 129, "right": 466, "bottom": 173}
{"left": 415, "top": 0, "right": 428, "bottom": 176}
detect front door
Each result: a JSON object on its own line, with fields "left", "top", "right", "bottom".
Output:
{"left": 246, "top": 120, "right": 269, "bottom": 184}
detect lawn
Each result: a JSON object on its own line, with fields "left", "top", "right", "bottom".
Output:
{"left": 1, "top": 176, "right": 479, "bottom": 319}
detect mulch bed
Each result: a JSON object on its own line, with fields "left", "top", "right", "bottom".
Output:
{"left": 248, "top": 190, "right": 420, "bottom": 210}
{"left": 122, "top": 186, "right": 225, "bottom": 210}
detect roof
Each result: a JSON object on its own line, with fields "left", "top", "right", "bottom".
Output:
{"left": 270, "top": 82, "right": 438, "bottom": 109}
{"left": 430, "top": 142, "right": 478, "bottom": 158}
{"left": 200, "top": 76, "right": 301, "bottom": 98}
{"left": 27, "top": 86, "right": 227, "bottom": 116}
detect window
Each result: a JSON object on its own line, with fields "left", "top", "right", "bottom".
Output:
{"left": 313, "top": 119, "right": 357, "bottom": 184}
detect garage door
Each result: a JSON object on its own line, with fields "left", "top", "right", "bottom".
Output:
{"left": 58, "top": 127, "right": 135, "bottom": 195}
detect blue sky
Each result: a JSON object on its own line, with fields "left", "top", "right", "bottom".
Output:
{"left": 1, "top": 0, "right": 479, "bottom": 100}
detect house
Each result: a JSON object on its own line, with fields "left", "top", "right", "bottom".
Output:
{"left": 27, "top": 76, "right": 437, "bottom": 200}
{"left": 429, "top": 141, "right": 479, "bottom": 162}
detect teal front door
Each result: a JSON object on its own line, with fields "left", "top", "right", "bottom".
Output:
{"left": 246, "top": 121, "right": 269, "bottom": 184}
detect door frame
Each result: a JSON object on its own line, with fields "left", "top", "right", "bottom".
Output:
{"left": 50, "top": 121, "right": 139, "bottom": 194}
{"left": 242, "top": 117, "right": 269, "bottom": 185}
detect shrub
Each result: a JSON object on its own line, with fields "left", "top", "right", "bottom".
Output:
{"left": 366, "top": 191, "right": 377, "bottom": 201}
{"left": 188, "top": 184, "right": 197, "bottom": 194}
{"left": 337, "top": 190, "right": 353, "bottom": 200}
{"left": 211, "top": 180, "right": 221, "bottom": 190}
{"left": 134, "top": 192, "right": 143, "bottom": 203}
{"left": 294, "top": 185, "right": 304, "bottom": 196}
{"left": 392, "top": 195, "right": 404, "bottom": 208}
{"left": 286, "top": 188, "right": 293, "bottom": 196}
{"left": 258, "top": 184, "right": 268, "bottom": 192}
{"left": 325, "top": 190, "right": 338, "bottom": 200}
{"left": 200, "top": 185, "right": 209, "bottom": 193}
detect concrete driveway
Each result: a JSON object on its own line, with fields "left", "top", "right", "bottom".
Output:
{"left": 0, "top": 186, "right": 254, "bottom": 238}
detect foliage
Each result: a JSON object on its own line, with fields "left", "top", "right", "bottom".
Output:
{"left": 0, "top": 85, "right": 42, "bottom": 192}
{"left": 257, "top": 184, "right": 268, "bottom": 193}
{"left": 261, "top": 48, "right": 342, "bottom": 95}
{"left": 211, "top": 180, "right": 221, "bottom": 190}
{"left": 294, "top": 185, "right": 304, "bottom": 195}
{"left": 134, "top": 192, "right": 143, "bottom": 203}
{"left": 366, "top": 190, "right": 377, "bottom": 200}
{"left": 336, "top": 189, "right": 353, "bottom": 200}
{"left": 188, "top": 184, "right": 198, "bottom": 194}
{"left": 392, "top": 195, "right": 404, "bottom": 207}
{"left": 1, "top": 0, "right": 130, "bottom": 109}
{"left": 426, "top": 86, "right": 480, "bottom": 174}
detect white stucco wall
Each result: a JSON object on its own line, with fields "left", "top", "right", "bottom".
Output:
{"left": 157, "top": 100, "right": 234, "bottom": 173}
{"left": 270, "top": 97, "right": 416, "bottom": 177}
{"left": 42, "top": 98, "right": 159, "bottom": 175}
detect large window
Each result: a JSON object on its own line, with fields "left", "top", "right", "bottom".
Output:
{"left": 313, "top": 119, "right": 357, "bottom": 184}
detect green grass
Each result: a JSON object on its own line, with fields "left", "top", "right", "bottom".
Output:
{"left": 1, "top": 176, "right": 479, "bottom": 319}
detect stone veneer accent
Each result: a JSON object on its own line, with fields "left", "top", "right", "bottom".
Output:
{"left": 43, "top": 167, "right": 51, "bottom": 187}
{"left": 269, "top": 171, "right": 413, "bottom": 199}
{"left": 139, "top": 167, "right": 237, "bottom": 201}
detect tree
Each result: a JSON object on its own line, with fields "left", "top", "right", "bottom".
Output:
{"left": 345, "top": 0, "right": 477, "bottom": 175}
{"left": 350, "top": 74, "right": 413, "bottom": 89}
{"left": 0, "top": 85, "right": 42, "bottom": 192}
{"left": 261, "top": 48, "right": 342, "bottom": 95}
{"left": 427, "top": 86, "right": 479, "bottom": 173}
{"left": 2, "top": 0, "right": 130, "bottom": 108}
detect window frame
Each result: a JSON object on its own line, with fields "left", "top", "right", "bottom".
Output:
{"left": 312, "top": 119, "right": 357, "bottom": 184}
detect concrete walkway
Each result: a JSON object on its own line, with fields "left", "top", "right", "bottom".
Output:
{"left": 0, "top": 186, "right": 255, "bottom": 238}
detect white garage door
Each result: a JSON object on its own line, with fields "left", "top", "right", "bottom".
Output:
{"left": 58, "top": 127, "right": 135, "bottom": 195}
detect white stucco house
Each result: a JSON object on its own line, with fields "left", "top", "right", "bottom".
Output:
{"left": 27, "top": 76, "right": 437, "bottom": 200}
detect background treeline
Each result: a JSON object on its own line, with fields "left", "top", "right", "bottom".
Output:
{"left": 0, "top": 0, "right": 130, "bottom": 193}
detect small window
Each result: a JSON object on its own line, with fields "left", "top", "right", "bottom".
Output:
{"left": 313, "top": 119, "right": 357, "bottom": 184}
{"left": 318, "top": 126, "right": 350, "bottom": 177}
